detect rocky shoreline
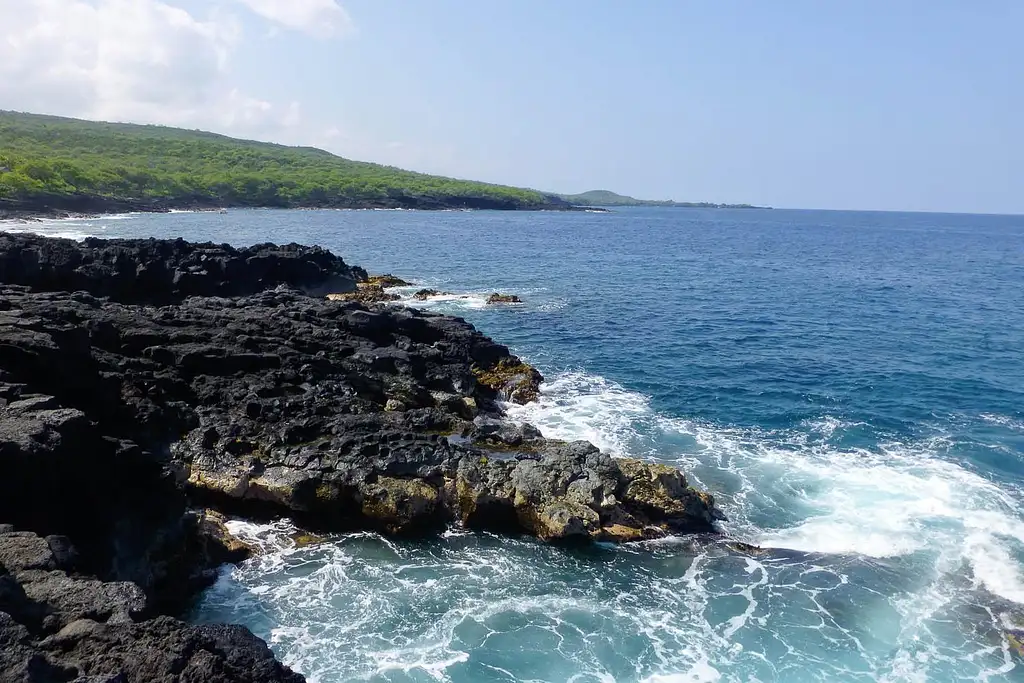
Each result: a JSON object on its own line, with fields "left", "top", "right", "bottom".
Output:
{"left": 0, "top": 233, "right": 720, "bottom": 681}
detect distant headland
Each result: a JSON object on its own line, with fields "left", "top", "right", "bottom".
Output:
{"left": 557, "top": 189, "right": 769, "bottom": 209}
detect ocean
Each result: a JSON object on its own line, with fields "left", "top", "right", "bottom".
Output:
{"left": 8, "top": 206, "right": 1024, "bottom": 682}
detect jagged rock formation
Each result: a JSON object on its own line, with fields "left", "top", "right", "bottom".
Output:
{"left": 0, "top": 233, "right": 367, "bottom": 304}
{"left": 0, "top": 528, "right": 302, "bottom": 683}
{"left": 0, "top": 233, "right": 721, "bottom": 682}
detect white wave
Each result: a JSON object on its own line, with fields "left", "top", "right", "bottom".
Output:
{"left": 399, "top": 291, "right": 491, "bottom": 311}
{"left": 90, "top": 212, "right": 138, "bottom": 220}
{"left": 195, "top": 371, "right": 1024, "bottom": 681}
{"left": 506, "top": 368, "right": 1024, "bottom": 607}
{"left": 981, "top": 413, "right": 1024, "bottom": 433}
{"left": 0, "top": 222, "right": 102, "bottom": 241}
{"left": 503, "top": 370, "right": 651, "bottom": 456}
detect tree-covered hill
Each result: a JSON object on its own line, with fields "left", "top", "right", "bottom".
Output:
{"left": 0, "top": 111, "right": 567, "bottom": 214}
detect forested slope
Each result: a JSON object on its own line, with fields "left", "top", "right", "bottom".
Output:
{"left": 0, "top": 111, "right": 564, "bottom": 213}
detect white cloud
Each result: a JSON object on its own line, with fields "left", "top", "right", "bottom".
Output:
{"left": 233, "top": 0, "right": 352, "bottom": 39}
{"left": 0, "top": 0, "right": 303, "bottom": 138}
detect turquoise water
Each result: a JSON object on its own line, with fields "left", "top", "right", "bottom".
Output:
{"left": 9, "top": 207, "right": 1024, "bottom": 681}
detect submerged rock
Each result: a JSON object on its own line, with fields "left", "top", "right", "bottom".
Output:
{"left": 486, "top": 292, "right": 522, "bottom": 304}
{"left": 1009, "top": 630, "right": 1024, "bottom": 657}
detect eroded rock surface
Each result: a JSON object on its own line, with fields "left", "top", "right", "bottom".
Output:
{"left": 0, "top": 233, "right": 366, "bottom": 304}
{"left": 0, "top": 234, "right": 722, "bottom": 682}
{"left": 0, "top": 276, "right": 717, "bottom": 541}
{"left": 0, "top": 528, "right": 302, "bottom": 683}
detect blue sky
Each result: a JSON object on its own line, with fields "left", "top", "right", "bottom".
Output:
{"left": 2, "top": 1, "right": 1021, "bottom": 213}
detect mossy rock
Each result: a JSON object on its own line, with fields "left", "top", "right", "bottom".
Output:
{"left": 360, "top": 477, "right": 442, "bottom": 533}
{"left": 486, "top": 292, "right": 522, "bottom": 304}
{"left": 326, "top": 284, "right": 400, "bottom": 304}
{"left": 365, "top": 274, "right": 412, "bottom": 287}
{"left": 726, "top": 541, "right": 768, "bottom": 556}
{"left": 1008, "top": 632, "right": 1024, "bottom": 656}
{"left": 472, "top": 357, "right": 542, "bottom": 404}
{"left": 291, "top": 531, "right": 327, "bottom": 548}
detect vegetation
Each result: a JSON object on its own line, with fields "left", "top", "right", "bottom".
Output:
{"left": 559, "top": 189, "right": 766, "bottom": 209}
{"left": 0, "top": 111, "right": 563, "bottom": 212}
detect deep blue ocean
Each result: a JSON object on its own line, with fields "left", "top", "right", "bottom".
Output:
{"left": 8, "top": 207, "right": 1024, "bottom": 682}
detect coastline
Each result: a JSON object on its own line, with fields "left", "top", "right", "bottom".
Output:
{"left": 0, "top": 194, "right": 607, "bottom": 222}
{"left": 0, "top": 232, "right": 720, "bottom": 681}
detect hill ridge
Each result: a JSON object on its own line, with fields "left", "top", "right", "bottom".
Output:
{"left": 0, "top": 110, "right": 568, "bottom": 215}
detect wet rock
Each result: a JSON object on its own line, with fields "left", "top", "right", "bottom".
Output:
{"left": 194, "top": 510, "right": 253, "bottom": 566}
{"left": 486, "top": 293, "right": 522, "bottom": 304}
{"left": 413, "top": 288, "right": 449, "bottom": 300}
{"left": 472, "top": 358, "right": 543, "bottom": 404}
{"left": 326, "top": 283, "right": 401, "bottom": 303}
{"left": 365, "top": 274, "right": 412, "bottom": 287}
{"left": 447, "top": 440, "right": 719, "bottom": 542}
{"left": 0, "top": 242, "right": 718, "bottom": 544}
{"left": 290, "top": 531, "right": 326, "bottom": 548}
{"left": 0, "top": 530, "right": 302, "bottom": 683}
{"left": 360, "top": 477, "right": 443, "bottom": 533}
{"left": 1009, "top": 630, "right": 1024, "bottom": 656}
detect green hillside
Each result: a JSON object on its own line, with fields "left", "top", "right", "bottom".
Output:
{"left": 559, "top": 189, "right": 764, "bottom": 209}
{"left": 0, "top": 111, "right": 564, "bottom": 213}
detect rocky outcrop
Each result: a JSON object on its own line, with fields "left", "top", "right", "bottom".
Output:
{"left": 0, "top": 233, "right": 367, "bottom": 305}
{"left": 0, "top": 528, "right": 302, "bottom": 683}
{"left": 486, "top": 293, "right": 522, "bottom": 304}
{"left": 0, "top": 243, "right": 718, "bottom": 543}
{"left": 472, "top": 358, "right": 543, "bottom": 404}
{"left": 413, "top": 288, "right": 449, "bottom": 300}
{"left": 0, "top": 279, "right": 717, "bottom": 541}
{"left": 326, "top": 283, "right": 400, "bottom": 304}
{"left": 0, "top": 234, "right": 722, "bottom": 681}
{"left": 364, "top": 274, "right": 412, "bottom": 287}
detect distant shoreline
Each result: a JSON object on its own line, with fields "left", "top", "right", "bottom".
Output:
{"left": 0, "top": 194, "right": 609, "bottom": 221}
{"left": 557, "top": 189, "right": 770, "bottom": 210}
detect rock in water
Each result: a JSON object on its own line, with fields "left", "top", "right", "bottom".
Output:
{"left": 326, "top": 283, "right": 400, "bottom": 303}
{"left": 486, "top": 292, "right": 522, "bottom": 304}
{"left": 365, "top": 274, "right": 412, "bottom": 287}
{"left": 472, "top": 358, "right": 543, "bottom": 404}
{"left": 413, "top": 288, "right": 449, "bottom": 300}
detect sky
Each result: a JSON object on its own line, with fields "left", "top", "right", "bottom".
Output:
{"left": 0, "top": 0, "right": 1021, "bottom": 214}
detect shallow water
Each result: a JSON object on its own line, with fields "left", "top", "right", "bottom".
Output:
{"left": 8, "top": 207, "right": 1024, "bottom": 681}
